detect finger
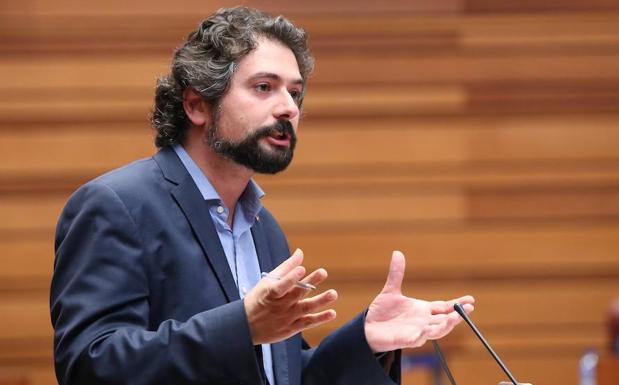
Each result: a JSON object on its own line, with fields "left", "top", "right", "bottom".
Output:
{"left": 424, "top": 323, "right": 448, "bottom": 339}
{"left": 381, "top": 250, "right": 406, "bottom": 295}
{"left": 287, "top": 268, "right": 330, "bottom": 301}
{"left": 428, "top": 313, "right": 449, "bottom": 325}
{"left": 429, "top": 314, "right": 464, "bottom": 339}
{"left": 430, "top": 306, "right": 476, "bottom": 339}
{"left": 300, "top": 268, "right": 328, "bottom": 288}
{"left": 430, "top": 295, "right": 475, "bottom": 314}
{"left": 449, "top": 295, "right": 475, "bottom": 309}
{"left": 296, "top": 289, "right": 338, "bottom": 315}
{"left": 270, "top": 249, "right": 304, "bottom": 277}
{"left": 429, "top": 301, "right": 450, "bottom": 315}
{"left": 291, "top": 309, "right": 337, "bottom": 332}
{"left": 460, "top": 303, "right": 475, "bottom": 315}
{"left": 439, "top": 304, "right": 474, "bottom": 331}
{"left": 446, "top": 311, "right": 464, "bottom": 327}
{"left": 267, "top": 265, "right": 306, "bottom": 298}
{"left": 452, "top": 295, "right": 475, "bottom": 306}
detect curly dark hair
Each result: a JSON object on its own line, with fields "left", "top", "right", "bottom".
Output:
{"left": 151, "top": 6, "right": 314, "bottom": 148}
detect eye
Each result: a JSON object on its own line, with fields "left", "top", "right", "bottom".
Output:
{"left": 255, "top": 83, "right": 271, "bottom": 92}
{"left": 289, "top": 89, "right": 302, "bottom": 102}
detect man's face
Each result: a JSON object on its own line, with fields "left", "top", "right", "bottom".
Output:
{"left": 206, "top": 37, "right": 303, "bottom": 174}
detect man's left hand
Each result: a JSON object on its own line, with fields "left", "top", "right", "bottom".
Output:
{"left": 364, "top": 251, "right": 475, "bottom": 353}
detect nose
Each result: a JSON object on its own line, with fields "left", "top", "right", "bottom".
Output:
{"left": 273, "top": 90, "right": 299, "bottom": 121}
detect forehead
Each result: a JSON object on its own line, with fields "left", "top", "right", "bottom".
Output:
{"left": 233, "top": 37, "right": 302, "bottom": 83}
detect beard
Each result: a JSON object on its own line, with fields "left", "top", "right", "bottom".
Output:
{"left": 205, "top": 118, "right": 297, "bottom": 174}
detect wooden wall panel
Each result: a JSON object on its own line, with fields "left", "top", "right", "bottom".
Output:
{"left": 3, "top": 115, "right": 619, "bottom": 175}
{"left": 1, "top": 2, "right": 618, "bottom": 385}
{"left": 290, "top": 224, "right": 619, "bottom": 278}
{"left": 597, "top": 355, "right": 619, "bottom": 385}
{"left": 4, "top": 223, "right": 619, "bottom": 285}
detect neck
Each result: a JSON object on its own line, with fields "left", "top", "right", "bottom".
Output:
{"left": 182, "top": 135, "right": 253, "bottom": 224}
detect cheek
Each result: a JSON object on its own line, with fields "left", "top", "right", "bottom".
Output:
{"left": 217, "top": 112, "right": 249, "bottom": 139}
{"left": 291, "top": 117, "right": 300, "bottom": 132}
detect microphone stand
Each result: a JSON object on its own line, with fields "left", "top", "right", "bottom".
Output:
{"left": 454, "top": 303, "right": 519, "bottom": 385}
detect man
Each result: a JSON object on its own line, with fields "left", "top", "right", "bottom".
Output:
{"left": 50, "top": 7, "right": 474, "bottom": 385}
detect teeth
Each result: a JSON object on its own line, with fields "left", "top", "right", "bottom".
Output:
{"left": 268, "top": 130, "right": 287, "bottom": 140}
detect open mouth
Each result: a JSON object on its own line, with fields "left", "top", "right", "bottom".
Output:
{"left": 265, "top": 130, "right": 291, "bottom": 147}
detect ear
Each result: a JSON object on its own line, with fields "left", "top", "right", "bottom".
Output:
{"left": 182, "top": 87, "right": 210, "bottom": 127}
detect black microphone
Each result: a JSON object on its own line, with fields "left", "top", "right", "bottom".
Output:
{"left": 432, "top": 340, "right": 458, "bottom": 385}
{"left": 454, "top": 303, "right": 520, "bottom": 385}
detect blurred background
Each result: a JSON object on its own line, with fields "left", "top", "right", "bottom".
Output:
{"left": 1, "top": 1, "right": 619, "bottom": 384}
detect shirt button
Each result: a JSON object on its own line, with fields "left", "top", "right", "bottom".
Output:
{"left": 216, "top": 206, "right": 224, "bottom": 214}
{"left": 241, "top": 286, "right": 248, "bottom": 295}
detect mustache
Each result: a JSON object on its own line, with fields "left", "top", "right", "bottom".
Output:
{"left": 255, "top": 120, "right": 295, "bottom": 140}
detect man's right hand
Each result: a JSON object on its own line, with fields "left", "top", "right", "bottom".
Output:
{"left": 244, "top": 249, "right": 338, "bottom": 345}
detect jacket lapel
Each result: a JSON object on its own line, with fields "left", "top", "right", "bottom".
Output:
{"left": 252, "top": 219, "right": 290, "bottom": 385}
{"left": 156, "top": 147, "right": 290, "bottom": 384}
{"left": 155, "top": 147, "right": 240, "bottom": 302}
{"left": 251, "top": 216, "right": 275, "bottom": 273}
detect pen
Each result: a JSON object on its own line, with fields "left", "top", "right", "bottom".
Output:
{"left": 261, "top": 272, "right": 316, "bottom": 290}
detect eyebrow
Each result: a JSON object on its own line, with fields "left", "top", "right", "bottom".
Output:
{"left": 249, "top": 72, "right": 304, "bottom": 87}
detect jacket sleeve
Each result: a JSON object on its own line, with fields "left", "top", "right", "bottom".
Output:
{"left": 50, "top": 182, "right": 263, "bottom": 385}
{"left": 301, "top": 312, "right": 401, "bottom": 385}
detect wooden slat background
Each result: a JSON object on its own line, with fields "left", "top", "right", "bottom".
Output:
{"left": 1, "top": 1, "right": 619, "bottom": 384}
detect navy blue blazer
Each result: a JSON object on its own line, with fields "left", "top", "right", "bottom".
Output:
{"left": 51, "top": 147, "right": 400, "bottom": 385}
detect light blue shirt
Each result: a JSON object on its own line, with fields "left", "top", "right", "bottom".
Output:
{"left": 173, "top": 144, "right": 275, "bottom": 385}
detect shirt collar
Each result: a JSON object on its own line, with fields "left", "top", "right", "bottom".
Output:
{"left": 172, "top": 143, "right": 265, "bottom": 219}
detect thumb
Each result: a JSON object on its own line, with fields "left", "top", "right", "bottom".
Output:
{"left": 381, "top": 250, "right": 406, "bottom": 295}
